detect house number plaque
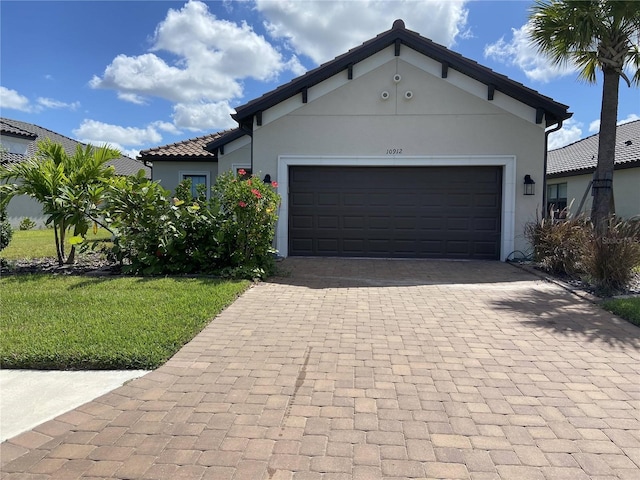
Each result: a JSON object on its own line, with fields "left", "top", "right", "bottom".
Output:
{"left": 386, "top": 148, "right": 403, "bottom": 154}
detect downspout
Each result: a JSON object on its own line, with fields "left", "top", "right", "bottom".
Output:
{"left": 543, "top": 118, "right": 564, "bottom": 219}
{"left": 239, "top": 120, "right": 254, "bottom": 172}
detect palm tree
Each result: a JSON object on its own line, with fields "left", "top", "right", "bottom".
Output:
{"left": 528, "top": 0, "right": 640, "bottom": 230}
{"left": 0, "top": 139, "right": 119, "bottom": 264}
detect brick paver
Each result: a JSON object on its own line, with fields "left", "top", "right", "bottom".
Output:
{"left": 2, "top": 258, "right": 639, "bottom": 479}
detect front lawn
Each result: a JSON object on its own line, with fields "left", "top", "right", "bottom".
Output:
{"left": 0, "top": 275, "right": 249, "bottom": 369}
{"left": 602, "top": 297, "right": 640, "bottom": 327}
{"left": 1, "top": 228, "right": 112, "bottom": 260}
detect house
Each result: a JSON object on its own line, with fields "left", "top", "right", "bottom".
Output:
{"left": 0, "top": 117, "right": 150, "bottom": 227}
{"left": 141, "top": 20, "right": 571, "bottom": 261}
{"left": 547, "top": 119, "right": 640, "bottom": 219}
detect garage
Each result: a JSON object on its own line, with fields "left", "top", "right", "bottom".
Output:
{"left": 289, "top": 165, "right": 502, "bottom": 260}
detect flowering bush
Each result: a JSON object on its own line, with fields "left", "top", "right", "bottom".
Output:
{"left": 105, "top": 172, "right": 221, "bottom": 275}
{"left": 102, "top": 169, "right": 280, "bottom": 278}
{"left": 212, "top": 169, "right": 280, "bottom": 277}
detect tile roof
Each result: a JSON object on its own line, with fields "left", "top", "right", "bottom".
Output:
{"left": 138, "top": 130, "right": 239, "bottom": 161}
{"left": 0, "top": 117, "right": 150, "bottom": 177}
{"left": 232, "top": 19, "right": 571, "bottom": 129}
{"left": 547, "top": 120, "right": 640, "bottom": 177}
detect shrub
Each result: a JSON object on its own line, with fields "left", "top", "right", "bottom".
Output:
{"left": 582, "top": 218, "right": 640, "bottom": 295}
{"left": 0, "top": 204, "right": 12, "bottom": 252}
{"left": 212, "top": 169, "right": 280, "bottom": 277}
{"left": 104, "top": 170, "right": 279, "bottom": 278}
{"left": 19, "top": 217, "right": 36, "bottom": 230}
{"left": 524, "top": 215, "right": 590, "bottom": 276}
{"left": 105, "top": 172, "right": 222, "bottom": 275}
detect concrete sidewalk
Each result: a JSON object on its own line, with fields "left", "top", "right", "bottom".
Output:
{"left": 0, "top": 370, "right": 147, "bottom": 442}
{"left": 2, "top": 258, "right": 639, "bottom": 479}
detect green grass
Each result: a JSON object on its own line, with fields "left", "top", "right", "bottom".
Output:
{"left": 1, "top": 228, "right": 112, "bottom": 260}
{"left": 602, "top": 297, "right": 640, "bottom": 327}
{"left": 0, "top": 275, "right": 249, "bottom": 369}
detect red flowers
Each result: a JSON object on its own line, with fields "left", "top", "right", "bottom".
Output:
{"left": 251, "top": 189, "right": 262, "bottom": 199}
{"left": 238, "top": 168, "right": 246, "bottom": 176}
{"left": 238, "top": 201, "right": 247, "bottom": 208}
{"left": 271, "top": 181, "right": 278, "bottom": 188}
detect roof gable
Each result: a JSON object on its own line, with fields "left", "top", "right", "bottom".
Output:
{"left": 232, "top": 19, "right": 571, "bottom": 129}
{"left": 547, "top": 120, "right": 640, "bottom": 177}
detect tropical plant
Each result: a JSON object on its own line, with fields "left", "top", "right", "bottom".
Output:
{"left": 212, "top": 169, "right": 280, "bottom": 277}
{"left": 0, "top": 203, "right": 12, "bottom": 253}
{"left": 528, "top": 0, "right": 640, "bottom": 230}
{"left": 105, "top": 172, "right": 222, "bottom": 275}
{"left": 0, "top": 139, "right": 120, "bottom": 264}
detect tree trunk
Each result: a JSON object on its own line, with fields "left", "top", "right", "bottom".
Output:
{"left": 53, "top": 222, "right": 64, "bottom": 266}
{"left": 590, "top": 68, "right": 620, "bottom": 233}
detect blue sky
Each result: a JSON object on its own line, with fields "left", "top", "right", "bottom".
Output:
{"left": 1, "top": 0, "right": 638, "bottom": 158}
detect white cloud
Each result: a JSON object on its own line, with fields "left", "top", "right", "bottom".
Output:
{"left": 0, "top": 86, "right": 33, "bottom": 112}
{"left": 588, "top": 113, "right": 640, "bottom": 133}
{"left": 619, "top": 113, "right": 640, "bottom": 125}
{"left": 484, "top": 23, "right": 576, "bottom": 83}
{"left": 90, "top": 0, "right": 301, "bottom": 131}
{"left": 117, "top": 92, "right": 147, "bottom": 105}
{"left": 257, "top": 0, "right": 469, "bottom": 64}
{"left": 73, "top": 119, "right": 162, "bottom": 147}
{"left": 588, "top": 119, "right": 600, "bottom": 134}
{"left": 36, "top": 97, "right": 80, "bottom": 110}
{"left": 0, "top": 87, "right": 81, "bottom": 113}
{"left": 172, "top": 102, "right": 237, "bottom": 131}
{"left": 152, "top": 121, "right": 182, "bottom": 135}
{"left": 548, "top": 119, "right": 583, "bottom": 149}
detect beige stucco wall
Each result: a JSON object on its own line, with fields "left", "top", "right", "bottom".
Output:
{"left": 152, "top": 161, "right": 218, "bottom": 196}
{"left": 217, "top": 144, "right": 252, "bottom": 176}
{"left": 6, "top": 195, "right": 47, "bottom": 228}
{"left": 548, "top": 167, "right": 640, "bottom": 219}
{"left": 251, "top": 55, "right": 547, "bottom": 256}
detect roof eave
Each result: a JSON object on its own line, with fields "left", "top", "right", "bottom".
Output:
{"left": 232, "top": 27, "right": 570, "bottom": 127}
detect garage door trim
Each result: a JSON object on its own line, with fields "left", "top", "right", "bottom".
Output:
{"left": 277, "top": 155, "right": 516, "bottom": 261}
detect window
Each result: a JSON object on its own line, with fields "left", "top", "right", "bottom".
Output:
{"left": 180, "top": 172, "right": 209, "bottom": 199}
{"left": 233, "top": 165, "right": 253, "bottom": 180}
{"left": 547, "top": 183, "right": 567, "bottom": 217}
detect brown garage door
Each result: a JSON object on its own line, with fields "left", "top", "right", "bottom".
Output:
{"left": 289, "top": 166, "right": 502, "bottom": 259}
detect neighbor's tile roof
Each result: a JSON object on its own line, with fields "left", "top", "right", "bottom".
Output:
{"left": 0, "top": 117, "right": 150, "bottom": 177}
{"left": 138, "top": 131, "right": 231, "bottom": 162}
{"left": 548, "top": 119, "right": 640, "bottom": 177}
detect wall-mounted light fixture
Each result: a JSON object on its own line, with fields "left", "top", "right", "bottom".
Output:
{"left": 263, "top": 174, "right": 272, "bottom": 184}
{"left": 524, "top": 174, "right": 535, "bottom": 195}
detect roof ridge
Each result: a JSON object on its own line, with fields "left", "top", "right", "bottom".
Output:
{"left": 549, "top": 118, "right": 640, "bottom": 152}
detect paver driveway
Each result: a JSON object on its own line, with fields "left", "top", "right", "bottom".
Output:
{"left": 2, "top": 258, "right": 639, "bottom": 479}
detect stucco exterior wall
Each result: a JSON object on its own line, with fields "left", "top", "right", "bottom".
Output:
{"left": 548, "top": 167, "right": 640, "bottom": 219}
{"left": 251, "top": 55, "right": 546, "bottom": 256}
{"left": 152, "top": 161, "right": 218, "bottom": 195}
{"left": 6, "top": 195, "right": 47, "bottom": 228}
{"left": 217, "top": 143, "right": 251, "bottom": 176}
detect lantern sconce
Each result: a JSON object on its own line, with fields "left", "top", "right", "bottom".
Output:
{"left": 263, "top": 174, "right": 272, "bottom": 184}
{"left": 523, "top": 174, "right": 535, "bottom": 195}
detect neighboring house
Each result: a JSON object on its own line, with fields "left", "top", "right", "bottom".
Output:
{"left": 547, "top": 119, "right": 640, "bottom": 220}
{"left": 0, "top": 117, "right": 150, "bottom": 227}
{"left": 141, "top": 20, "right": 571, "bottom": 261}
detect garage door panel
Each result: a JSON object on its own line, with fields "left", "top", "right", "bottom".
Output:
{"left": 289, "top": 166, "right": 501, "bottom": 259}
{"left": 318, "top": 193, "right": 340, "bottom": 206}
{"left": 291, "top": 215, "right": 314, "bottom": 229}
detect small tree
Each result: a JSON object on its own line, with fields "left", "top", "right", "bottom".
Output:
{"left": 0, "top": 139, "right": 120, "bottom": 264}
{"left": 528, "top": 0, "right": 640, "bottom": 231}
